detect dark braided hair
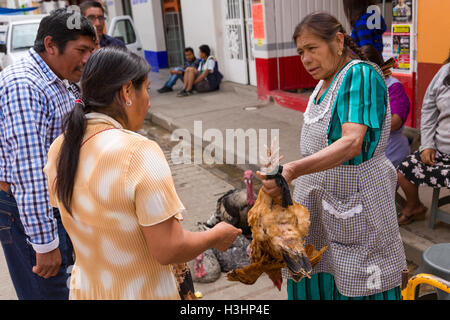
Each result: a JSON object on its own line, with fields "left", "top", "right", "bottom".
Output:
{"left": 361, "top": 45, "right": 396, "bottom": 77}
{"left": 293, "top": 12, "right": 368, "bottom": 61}
{"left": 344, "top": 34, "right": 368, "bottom": 61}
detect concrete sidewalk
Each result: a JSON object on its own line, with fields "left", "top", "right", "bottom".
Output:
{"left": 148, "top": 69, "right": 450, "bottom": 268}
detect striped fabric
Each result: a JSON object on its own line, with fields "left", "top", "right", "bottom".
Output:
{"left": 44, "top": 113, "right": 185, "bottom": 300}
{"left": 287, "top": 273, "right": 401, "bottom": 300}
{"left": 0, "top": 48, "right": 75, "bottom": 251}
{"left": 351, "top": 13, "right": 387, "bottom": 54}
{"left": 327, "top": 63, "right": 387, "bottom": 165}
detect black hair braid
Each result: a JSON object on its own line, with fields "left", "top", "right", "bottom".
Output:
{"left": 344, "top": 34, "right": 368, "bottom": 61}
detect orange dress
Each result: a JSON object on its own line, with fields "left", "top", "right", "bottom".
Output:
{"left": 44, "top": 113, "right": 185, "bottom": 300}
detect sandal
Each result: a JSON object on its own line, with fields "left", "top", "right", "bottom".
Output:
{"left": 398, "top": 207, "right": 428, "bottom": 225}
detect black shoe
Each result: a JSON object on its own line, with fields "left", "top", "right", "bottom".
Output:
{"left": 157, "top": 86, "right": 173, "bottom": 93}
{"left": 177, "top": 89, "right": 188, "bottom": 97}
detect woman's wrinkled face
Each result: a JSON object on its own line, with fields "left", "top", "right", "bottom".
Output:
{"left": 296, "top": 29, "right": 340, "bottom": 81}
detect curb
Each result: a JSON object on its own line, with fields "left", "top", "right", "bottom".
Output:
{"left": 147, "top": 110, "right": 262, "bottom": 173}
{"left": 399, "top": 227, "right": 433, "bottom": 266}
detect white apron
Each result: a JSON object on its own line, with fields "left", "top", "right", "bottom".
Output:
{"left": 284, "top": 60, "right": 407, "bottom": 297}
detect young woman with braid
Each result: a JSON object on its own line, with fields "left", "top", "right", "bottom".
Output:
{"left": 43, "top": 47, "right": 241, "bottom": 299}
{"left": 257, "top": 12, "right": 406, "bottom": 300}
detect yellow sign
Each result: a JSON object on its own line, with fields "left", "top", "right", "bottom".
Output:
{"left": 393, "top": 25, "right": 410, "bottom": 33}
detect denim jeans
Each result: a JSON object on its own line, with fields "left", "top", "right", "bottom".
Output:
{"left": 0, "top": 190, "right": 73, "bottom": 300}
{"left": 164, "top": 67, "right": 184, "bottom": 88}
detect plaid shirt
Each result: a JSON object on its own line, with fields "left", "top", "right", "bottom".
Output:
{"left": 0, "top": 48, "right": 75, "bottom": 253}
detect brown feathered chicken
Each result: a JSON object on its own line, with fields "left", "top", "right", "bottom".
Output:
{"left": 227, "top": 138, "right": 327, "bottom": 290}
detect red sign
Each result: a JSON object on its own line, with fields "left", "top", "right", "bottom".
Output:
{"left": 252, "top": 3, "right": 265, "bottom": 40}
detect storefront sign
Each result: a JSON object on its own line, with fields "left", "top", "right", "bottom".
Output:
{"left": 252, "top": 3, "right": 265, "bottom": 40}
{"left": 392, "top": 24, "right": 412, "bottom": 72}
{"left": 393, "top": 0, "right": 413, "bottom": 23}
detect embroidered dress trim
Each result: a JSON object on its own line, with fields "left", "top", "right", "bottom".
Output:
{"left": 303, "top": 81, "right": 330, "bottom": 125}
{"left": 322, "top": 199, "right": 363, "bottom": 220}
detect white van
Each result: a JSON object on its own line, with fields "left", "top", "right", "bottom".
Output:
{"left": 108, "top": 16, "right": 145, "bottom": 60}
{"left": 0, "top": 14, "right": 145, "bottom": 71}
{"left": 0, "top": 14, "right": 46, "bottom": 71}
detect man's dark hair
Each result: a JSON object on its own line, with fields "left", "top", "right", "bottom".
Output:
{"left": 34, "top": 8, "right": 96, "bottom": 54}
{"left": 80, "top": 1, "right": 105, "bottom": 15}
{"left": 199, "top": 45, "right": 211, "bottom": 57}
{"left": 184, "top": 47, "right": 194, "bottom": 54}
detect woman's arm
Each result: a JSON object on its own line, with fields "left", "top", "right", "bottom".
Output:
{"left": 258, "top": 122, "right": 367, "bottom": 198}
{"left": 388, "top": 82, "right": 410, "bottom": 132}
{"left": 419, "top": 67, "right": 444, "bottom": 152}
{"left": 130, "top": 140, "right": 241, "bottom": 266}
{"left": 194, "top": 69, "right": 210, "bottom": 84}
{"left": 391, "top": 114, "right": 403, "bottom": 132}
{"left": 141, "top": 218, "right": 241, "bottom": 265}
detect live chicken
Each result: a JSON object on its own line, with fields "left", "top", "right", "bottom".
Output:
{"left": 227, "top": 138, "right": 327, "bottom": 290}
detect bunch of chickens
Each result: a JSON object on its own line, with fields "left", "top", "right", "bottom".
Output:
{"left": 226, "top": 138, "right": 327, "bottom": 290}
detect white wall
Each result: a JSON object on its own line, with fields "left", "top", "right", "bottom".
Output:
{"left": 259, "top": 0, "right": 350, "bottom": 59}
{"left": 104, "top": 0, "right": 123, "bottom": 22}
{"left": 130, "top": 0, "right": 165, "bottom": 52}
{"left": 105, "top": 0, "right": 166, "bottom": 53}
{"left": 180, "top": 0, "right": 222, "bottom": 59}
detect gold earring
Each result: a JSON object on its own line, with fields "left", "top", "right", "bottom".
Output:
{"left": 338, "top": 49, "right": 343, "bottom": 56}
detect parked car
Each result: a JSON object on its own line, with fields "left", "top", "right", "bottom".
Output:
{"left": 0, "top": 14, "right": 144, "bottom": 71}
{"left": 108, "top": 16, "right": 145, "bottom": 60}
{"left": 0, "top": 14, "right": 46, "bottom": 71}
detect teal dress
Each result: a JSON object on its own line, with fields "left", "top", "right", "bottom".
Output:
{"left": 288, "top": 63, "right": 402, "bottom": 300}
{"left": 315, "top": 62, "right": 387, "bottom": 166}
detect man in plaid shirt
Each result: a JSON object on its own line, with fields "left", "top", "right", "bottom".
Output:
{"left": 0, "top": 9, "right": 96, "bottom": 299}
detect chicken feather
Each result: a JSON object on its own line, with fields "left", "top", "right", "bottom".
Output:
{"left": 227, "top": 139, "right": 327, "bottom": 290}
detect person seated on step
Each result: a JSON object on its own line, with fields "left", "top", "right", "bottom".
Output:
{"left": 177, "top": 44, "right": 223, "bottom": 97}
{"left": 157, "top": 47, "right": 201, "bottom": 93}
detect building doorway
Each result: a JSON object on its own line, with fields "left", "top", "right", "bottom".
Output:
{"left": 161, "top": 0, "right": 185, "bottom": 68}
{"left": 222, "top": 0, "right": 256, "bottom": 86}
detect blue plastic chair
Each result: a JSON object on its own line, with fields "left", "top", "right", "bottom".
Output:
{"left": 414, "top": 243, "right": 450, "bottom": 300}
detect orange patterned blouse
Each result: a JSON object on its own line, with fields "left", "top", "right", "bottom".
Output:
{"left": 44, "top": 113, "right": 185, "bottom": 300}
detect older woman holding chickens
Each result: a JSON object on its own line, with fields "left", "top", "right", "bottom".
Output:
{"left": 257, "top": 12, "right": 407, "bottom": 300}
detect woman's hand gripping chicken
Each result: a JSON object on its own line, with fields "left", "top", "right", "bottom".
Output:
{"left": 227, "top": 138, "right": 327, "bottom": 290}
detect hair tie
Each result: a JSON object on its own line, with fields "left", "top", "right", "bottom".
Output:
{"left": 75, "top": 99, "right": 85, "bottom": 107}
